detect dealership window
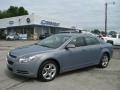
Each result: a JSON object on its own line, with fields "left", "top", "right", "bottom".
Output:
{"left": 50, "top": 27, "right": 56, "bottom": 34}
{"left": 42, "top": 26, "right": 49, "bottom": 35}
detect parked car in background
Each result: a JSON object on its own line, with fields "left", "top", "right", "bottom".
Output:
{"left": 7, "top": 33, "right": 113, "bottom": 81}
{"left": 101, "top": 34, "right": 120, "bottom": 45}
{"left": 19, "top": 34, "right": 27, "bottom": 40}
{"left": 6, "top": 33, "right": 27, "bottom": 40}
{"left": 6, "top": 33, "right": 19, "bottom": 40}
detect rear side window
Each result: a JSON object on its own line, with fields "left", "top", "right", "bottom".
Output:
{"left": 85, "top": 36, "right": 100, "bottom": 45}
{"left": 69, "top": 37, "right": 85, "bottom": 47}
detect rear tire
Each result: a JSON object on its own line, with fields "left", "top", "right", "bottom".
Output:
{"left": 98, "top": 53, "right": 109, "bottom": 68}
{"left": 38, "top": 60, "right": 58, "bottom": 82}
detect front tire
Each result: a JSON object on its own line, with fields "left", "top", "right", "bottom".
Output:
{"left": 38, "top": 60, "right": 58, "bottom": 82}
{"left": 98, "top": 53, "right": 109, "bottom": 68}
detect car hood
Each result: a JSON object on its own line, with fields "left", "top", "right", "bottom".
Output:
{"left": 9, "top": 44, "right": 53, "bottom": 58}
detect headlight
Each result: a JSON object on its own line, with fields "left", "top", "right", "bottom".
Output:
{"left": 19, "top": 56, "right": 37, "bottom": 63}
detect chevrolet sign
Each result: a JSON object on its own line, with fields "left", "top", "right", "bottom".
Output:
{"left": 41, "top": 20, "right": 60, "bottom": 27}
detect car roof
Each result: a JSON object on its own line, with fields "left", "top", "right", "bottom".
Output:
{"left": 59, "top": 31, "right": 78, "bottom": 33}
{"left": 56, "top": 32, "right": 95, "bottom": 38}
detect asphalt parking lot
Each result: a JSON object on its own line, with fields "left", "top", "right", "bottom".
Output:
{"left": 0, "top": 41, "right": 120, "bottom": 90}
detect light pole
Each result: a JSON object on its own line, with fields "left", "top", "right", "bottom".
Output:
{"left": 105, "top": 1, "right": 115, "bottom": 36}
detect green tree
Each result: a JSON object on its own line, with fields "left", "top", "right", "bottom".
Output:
{"left": 7, "top": 6, "right": 19, "bottom": 17}
{"left": 18, "top": 7, "right": 28, "bottom": 16}
{"left": 91, "top": 29, "right": 100, "bottom": 35}
{"left": 0, "top": 10, "right": 2, "bottom": 19}
{"left": 108, "top": 31, "right": 117, "bottom": 35}
{"left": 0, "top": 6, "right": 28, "bottom": 19}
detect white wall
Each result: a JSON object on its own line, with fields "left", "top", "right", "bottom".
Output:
{"left": 0, "top": 14, "right": 72, "bottom": 29}
{"left": 0, "top": 14, "right": 35, "bottom": 29}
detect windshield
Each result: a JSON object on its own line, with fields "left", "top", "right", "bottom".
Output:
{"left": 36, "top": 34, "right": 71, "bottom": 49}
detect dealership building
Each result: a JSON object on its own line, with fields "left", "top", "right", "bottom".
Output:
{"left": 0, "top": 14, "right": 75, "bottom": 40}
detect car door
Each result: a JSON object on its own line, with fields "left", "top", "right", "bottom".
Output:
{"left": 84, "top": 36, "right": 102, "bottom": 65}
{"left": 60, "top": 36, "right": 89, "bottom": 71}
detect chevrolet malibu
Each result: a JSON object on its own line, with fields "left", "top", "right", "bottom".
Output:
{"left": 7, "top": 33, "right": 113, "bottom": 81}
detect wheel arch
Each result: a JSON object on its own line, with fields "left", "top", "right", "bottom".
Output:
{"left": 38, "top": 58, "right": 61, "bottom": 74}
{"left": 103, "top": 51, "right": 110, "bottom": 60}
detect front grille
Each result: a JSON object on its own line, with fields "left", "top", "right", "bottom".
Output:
{"left": 8, "top": 60, "right": 14, "bottom": 65}
{"left": 9, "top": 53, "right": 17, "bottom": 58}
{"left": 16, "top": 70, "right": 29, "bottom": 74}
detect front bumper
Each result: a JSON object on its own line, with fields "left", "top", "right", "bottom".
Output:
{"left": 6, "top": 55, "right": 39, "bottom": 78}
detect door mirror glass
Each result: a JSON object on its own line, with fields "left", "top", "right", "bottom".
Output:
{"left": 66, "top": 44, "right": 75, "bottom": 49}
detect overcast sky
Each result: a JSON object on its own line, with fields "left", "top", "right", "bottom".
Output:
{"left": 0, "top": 0, "right": 120, "bottom": 32}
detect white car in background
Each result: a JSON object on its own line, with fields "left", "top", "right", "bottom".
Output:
{"left": 102, "top": 34, "right": 120, "bottom": 45}
{"left": 6, "top": 34, "right": 19, "bottom": 40}
{"left": 19, "top": 34, "right": 27, "bottom": 40}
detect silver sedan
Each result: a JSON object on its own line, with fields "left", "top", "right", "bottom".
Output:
{"left": 7, "top": 33, "right": 113, "bottom": 81}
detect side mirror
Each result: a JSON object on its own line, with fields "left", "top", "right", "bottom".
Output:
{"left": 65, "top": 44, "right": 75, "bottom": 49}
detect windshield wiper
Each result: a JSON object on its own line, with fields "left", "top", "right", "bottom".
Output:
{"left": 39, "top": 44, "right": 51, "bottom": 48}
{"left": 34, "top": 43, "right": 54, "bottom": 48}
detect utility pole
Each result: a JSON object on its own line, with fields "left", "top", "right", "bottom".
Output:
{"left": 104, "top": 2, "right": 115, "bottom": 36}
{"left": 105, "top": 2, "right": 107, "bottom": 36}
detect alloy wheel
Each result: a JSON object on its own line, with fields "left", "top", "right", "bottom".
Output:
{"left": 42, "top": 63, "right": 57, "bottom": 80}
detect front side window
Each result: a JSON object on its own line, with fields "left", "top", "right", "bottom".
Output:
{"left": 85, "top": 36, "right": 100, "bottom": 45}
{"left": 69, "top": 37, "right": 85, "bottom": 47}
